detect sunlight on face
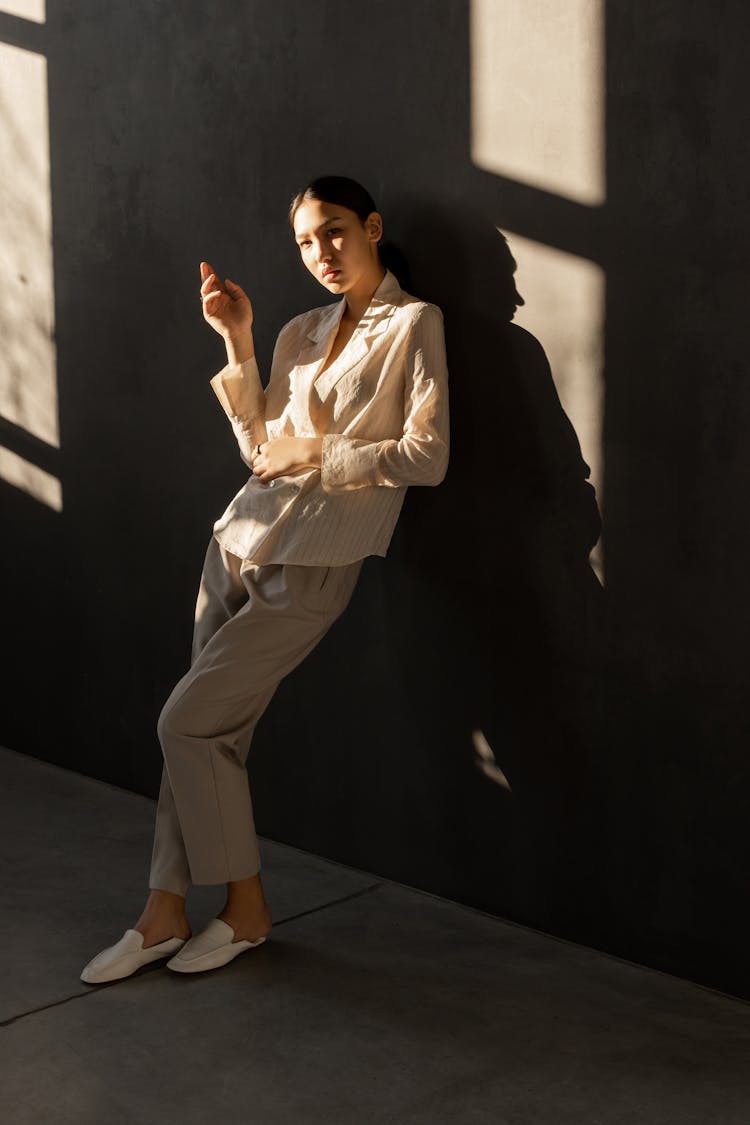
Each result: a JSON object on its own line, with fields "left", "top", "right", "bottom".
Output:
{"left": 293, "top": 199, "right": 378, "bottom": 291}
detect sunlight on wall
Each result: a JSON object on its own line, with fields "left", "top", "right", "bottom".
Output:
{"left": 0, "top": 35, "right": 61, "bottom": 510}
{"left": 508, "top": 233, "right": 605, "bottom": 581}
{"left": 0, "top": 0, "right": 44, "bottom": 20}
{"left": 472, "top": 728, "right": 512, "bottom": 791}
{"left": 0, "top": 446, "right": 61, "bottom": 510}
{"left": 470, "top": 0, "right": 606, "bottom": 581}
{"left": 470, "top": 0, "right": 605, "bottom": 206}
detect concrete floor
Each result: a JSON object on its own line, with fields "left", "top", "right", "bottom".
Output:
{"left": 2, "top": 745, "right": 750, "bottom": 1125}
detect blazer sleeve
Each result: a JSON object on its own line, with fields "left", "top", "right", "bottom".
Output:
{"left": 319, "top": 303, "right": 450, "bottom": 493}
{"left": 209, "top": 309, "right": 304, "bottom": 467}
{"left": 209, "top": 353, "right": 267, "bottom": 469}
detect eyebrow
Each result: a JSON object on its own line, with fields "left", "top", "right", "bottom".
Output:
{"left": 295, "top": 217, "right": 344, "bottom": 241}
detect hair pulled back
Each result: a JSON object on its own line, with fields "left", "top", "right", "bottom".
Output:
{"left": 288, "top": 175, "right": 410, "bottom": 289}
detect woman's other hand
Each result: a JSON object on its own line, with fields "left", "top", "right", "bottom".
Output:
{"left": 251, "top": 437, "right": 323, "bottom": 482}
{"left": 200, "top": 260, "right": 254, "bottom": 347}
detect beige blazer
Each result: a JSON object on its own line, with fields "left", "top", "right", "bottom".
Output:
{"left": 208, "top": 267, "right": 450, "bottom": 565}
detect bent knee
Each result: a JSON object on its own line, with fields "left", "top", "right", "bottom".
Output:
{"left": 157, "top": 691, "right": 193, "bottom": 745}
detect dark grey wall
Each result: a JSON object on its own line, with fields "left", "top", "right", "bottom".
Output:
{"left": 2, "top": 1, "right": 749, "bottom": 998}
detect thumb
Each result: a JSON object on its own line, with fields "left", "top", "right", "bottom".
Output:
{"left": 225, "top": 277, "right": 247, "bottom": 300}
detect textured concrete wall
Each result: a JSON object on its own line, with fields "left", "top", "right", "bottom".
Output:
{"left": 2, "top": 1, "right": 749, "bottom": 998}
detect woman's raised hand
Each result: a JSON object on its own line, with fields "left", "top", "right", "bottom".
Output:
{"left": 199, "top": 260, "right": 254, "bottom": 341}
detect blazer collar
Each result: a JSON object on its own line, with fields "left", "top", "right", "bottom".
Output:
{"left": 305, "top": 267, "right": 402, "bottom": 343}
{"left": 300, "top": 267, "right": 403, "bottom": 407}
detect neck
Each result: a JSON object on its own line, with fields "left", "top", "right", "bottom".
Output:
{"left": 344, "top": 264, "right": 387, "bottom": 323}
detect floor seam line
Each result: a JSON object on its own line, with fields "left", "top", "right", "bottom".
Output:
{"left": 0, "top": 882, "right": 385, "bottom": 1027}
{"left": 267, "top": 880, "right": 383, "bottom": 929}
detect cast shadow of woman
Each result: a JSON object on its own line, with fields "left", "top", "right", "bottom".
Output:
{"left": 389, "top": 211, "right": 609, "bottom": 934}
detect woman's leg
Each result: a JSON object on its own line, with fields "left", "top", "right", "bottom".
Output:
{"left": 147, "top": 550, "right": 363, "bottom": 939}
{"left": 136, "top": 539, "right": 253, "bottom": 947}
{"left": 148, "top": 538, "right": 250, "bottom": 899}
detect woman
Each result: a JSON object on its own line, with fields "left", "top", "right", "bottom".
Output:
{"left": 81, "top": 175, "right": 450, "bottom": 983}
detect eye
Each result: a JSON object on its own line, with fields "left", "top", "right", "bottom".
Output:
{"left": 299, "top": 239, "right": 311, "bottom": 248}
{"left": 328, "top": 227, "right": 341, "bottom": 235}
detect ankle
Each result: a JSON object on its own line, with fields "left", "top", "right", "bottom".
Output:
{"left": 139, "top": 891, "right": 188, "bottom": 923}
{"left": 147, "top": 888, "right": 186, "bottom": 905}
{"left": 218, "top": 903, "right": 272, "bottom": 941}
{"left": 223, "top": 876, "right": 268, "bottom": 912}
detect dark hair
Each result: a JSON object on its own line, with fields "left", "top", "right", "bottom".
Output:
{"left": 288, "top": 174, "right": 410, "bottom": 289}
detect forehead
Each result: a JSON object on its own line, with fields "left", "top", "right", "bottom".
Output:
{"left": 293, "top": 199, "right": 350, "bottom": 238}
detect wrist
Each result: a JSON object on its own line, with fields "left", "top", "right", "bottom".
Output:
{"left": 305, "top": 437, "right": 323, "bottom": 468}
{"left": 310, "top": 432, "right": 323, "bottom": 463}
{"left": 225, "top": 330, "right": 255, "bottom": 367}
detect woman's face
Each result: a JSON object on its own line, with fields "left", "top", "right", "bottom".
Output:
{"left": 293, "top": 198, "right": 382, "bottom": 293}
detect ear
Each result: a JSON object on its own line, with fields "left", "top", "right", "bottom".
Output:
{"left": 366, "top": 211, "right": 384, "bottom": 241}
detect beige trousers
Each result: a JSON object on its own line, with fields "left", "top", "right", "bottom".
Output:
{"left": 148, "top": 536, "right": 364, "bottom": 896}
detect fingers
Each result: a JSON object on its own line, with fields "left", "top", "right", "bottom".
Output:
{"left": 202, "top": 290, "right": 225, "bottom": 317}
{"left": 250, "top": 442, "right": 265, "bottom": 473}
{"left": 225, "top": 277, "right": 248, "bottom": 304}
{"left": 200, "top": 264, "right": 249, "bottom": 312}
{"left": 251, "top": 448, "right": 277, "bottom": 483}
{"left": 199, "top": 262, "right": 227, "bottom": 299}
{"left": 199, "top": 266, "right": 252, "bottom": 330}
{"left": 254, "top": 468, "right": 275, "bottom": 484}
{"left": 200, "top": 262, "right": 224, "bottom": 293}
{"left": 201, "top": 271, "right": 222, "bottom": 294}
{"left": 200, "top": 268, "right": 229, "bottom": 320}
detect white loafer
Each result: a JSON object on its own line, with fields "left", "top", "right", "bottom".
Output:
{"left": 166, "top": 918, "right": 267, "bottom": 974}
{"left": 80, "top": 929, "right": 188, "bottom": 984}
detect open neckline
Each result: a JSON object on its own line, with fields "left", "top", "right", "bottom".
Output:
{"left": 315, "top": 315, "right": 360, "bottom": 379}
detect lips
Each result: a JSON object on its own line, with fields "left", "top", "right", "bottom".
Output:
{"left": 322, "top": 268, "right": 340, "bottom": 280}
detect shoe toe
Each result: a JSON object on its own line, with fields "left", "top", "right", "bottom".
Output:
{"left": 80, "top": 929, "right": 144, "bottom": 984}
{"left": 80, "top": 929, "right": 186, "bottom": 984}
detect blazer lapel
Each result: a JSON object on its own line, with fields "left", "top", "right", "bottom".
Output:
{"left": 292, "top": 298, "right": 346, "bottom": 399}
{"left": 298, "top": 268, "right": 402, "bottom": 409}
